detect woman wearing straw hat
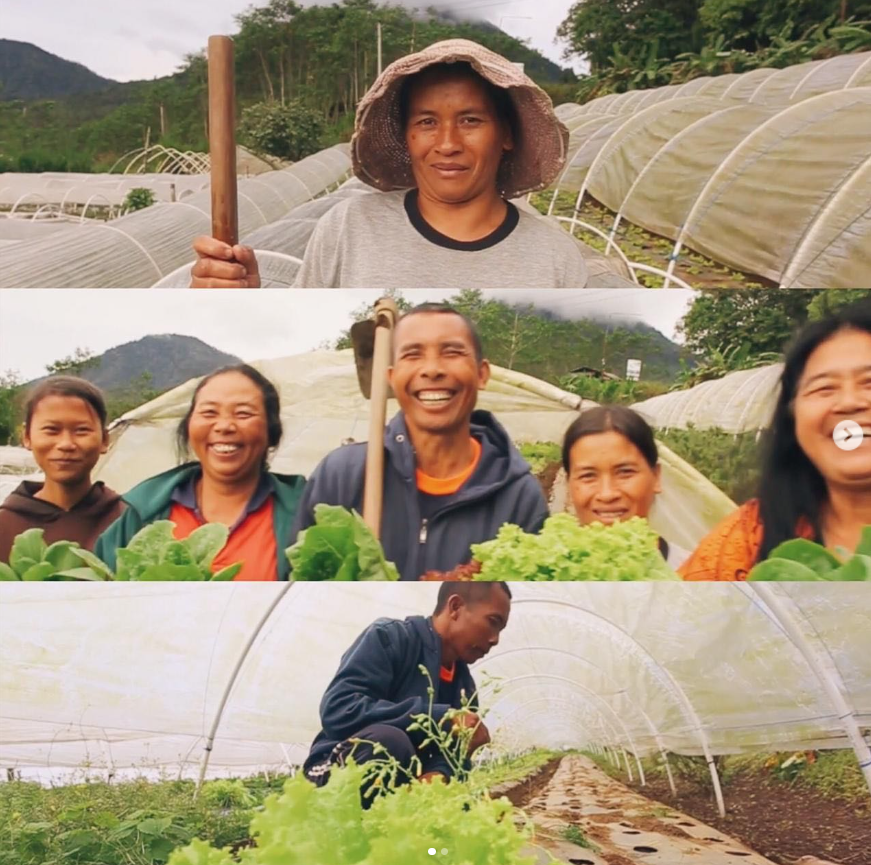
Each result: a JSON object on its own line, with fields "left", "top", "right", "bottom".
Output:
{"left": 191, "top": 40, "right": 589, "bottom": 289}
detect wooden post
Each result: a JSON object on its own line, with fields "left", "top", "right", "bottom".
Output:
{"left": 208, "top": 35, "right": 238, "bottom": 246}
{"left": 362, "top": 298, "right": 399, "bottom": 538}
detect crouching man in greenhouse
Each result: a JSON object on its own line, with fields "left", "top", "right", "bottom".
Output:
{"left": 302, "top": 582, "right": 509, "bottom": 797}
{"left": 289, "top": 303, "right": 549, "bottom": 579}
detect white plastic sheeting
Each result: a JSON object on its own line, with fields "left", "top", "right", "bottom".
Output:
{"left": 631, "top": 364, "right": 782, "bottom": 433}
{"left": 551, "top": 52, "right": 871, "bottom": 287}
{"left": 93, "top": 349, "right": 735, "bottom": 552}
{"left": 1, "top": 583, "right": 868, "bottom": 782}
{"left": 0, "top": 145, "right": 352, "bottom": 288}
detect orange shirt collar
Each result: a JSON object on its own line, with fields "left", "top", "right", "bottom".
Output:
{"left": 416, "top": 437, "right": 482, "bottom": 496}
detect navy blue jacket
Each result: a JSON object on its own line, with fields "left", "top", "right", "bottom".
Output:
{"left": 290, "top": 410, "right": 548, "bottom": 580}
{"left": 306, "top": 615, "right": 477, "bottom": 776}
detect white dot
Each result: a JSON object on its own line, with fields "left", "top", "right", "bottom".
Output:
{"left": 428, "top": 849, "right": 436, "bottom": 856}
{"left": 441, "top": 849, "right": 448, "bottom": 855}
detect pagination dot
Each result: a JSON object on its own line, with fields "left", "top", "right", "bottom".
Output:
{"left": 428, "top": 849, "right": 436, "bottom": 856}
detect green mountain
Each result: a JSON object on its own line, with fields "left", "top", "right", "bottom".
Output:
{"left": 0, "top": 39, "right": 118, "bottom": 101}
{"left": 28, "top": 335, "right": 242, "bottom": 395}
{"left": 0, "top": 1, "right": 575, "bottom": 173}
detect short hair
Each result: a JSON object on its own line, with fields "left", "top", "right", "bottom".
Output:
{"left": 398, "top": 61, "right": 519, "bottom": 141}
{"left": 434, "top": 582, "right": 512, "bottom": 614}
{"left": 25, "top": 376, "right": 108, "bottom": 434}
{"left": 562, "top": 405, "right": 658, "bottom": 474}
{"left": 176, "top": 364, "right": 283, "bottom": 468}
{"left": 393, "top": 303, "right": 484, "bottom": 364}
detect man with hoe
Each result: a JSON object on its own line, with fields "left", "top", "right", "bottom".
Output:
{"left": 289, "top": 303, "right": 549, "bottom": 580}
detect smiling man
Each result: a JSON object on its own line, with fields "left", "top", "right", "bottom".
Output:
{"left": 303, "top": 582, "right": 510, "bottom": 794}
{"left": 289, "top": 304, "right": 549, "bottom": 580}
{"left": 190, "top": 40, "right": 590, "bottom": 289}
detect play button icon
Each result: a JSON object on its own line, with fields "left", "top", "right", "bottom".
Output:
{"left": 833, "top": 420, "right": 864, "bottom": 451}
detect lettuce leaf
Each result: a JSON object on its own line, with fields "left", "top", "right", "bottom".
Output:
{"left": 287, "top": 505, "right": 400, "bottom": 581}
{"left": 749, "top": 530, "right": 871, "bottom": 581}
{"left": 471, "top": 514, "right": 679, "bottom": 581}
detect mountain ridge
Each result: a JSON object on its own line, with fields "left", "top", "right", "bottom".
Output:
{"left": 0, "top": 39, "right": 121, "bottom": 101}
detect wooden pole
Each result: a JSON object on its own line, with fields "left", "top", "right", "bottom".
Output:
{"left": 362, "top": 298, "right": 399, "bottom": 538}
{"left": 208, "top": 35, "right": 238, "bottom": 246}
{"left": 377, "top": 22, "right": 383, "bottom": 76}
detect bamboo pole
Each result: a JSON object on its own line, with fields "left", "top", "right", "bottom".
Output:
{"left": 208, "top": 35, "right": 238, "bottom": 246}
{"left": 362, "top": 298, "right": 399, "bottom": 538}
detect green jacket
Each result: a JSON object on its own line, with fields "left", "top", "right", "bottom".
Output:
{"left": 94, "top": 463, "right": 305, "bottom": 580}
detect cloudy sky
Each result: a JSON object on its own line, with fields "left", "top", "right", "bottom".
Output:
{"left": 0, "top": 289, "right": 694, "bottom": 381}
{"left": 5, "top": 0, "right": 580, "bottom": 83}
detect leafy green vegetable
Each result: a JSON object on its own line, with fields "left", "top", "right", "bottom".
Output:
{"left": 2, "top": 529, "right": 101, "bottom": 581}
{"left": 167, "top": 761, "right": 535, "bottom": 865}
{"left": 471, "top": 514, "right": 679, "bottom": 581}
{"left": 749, "top": 531, "right": 871, "bottom": 581}
{"left": 3, "top": 522, "right": 243, "bottom": 582}
{"left": 287, "top": 505, "right": 400, "bottom": 581}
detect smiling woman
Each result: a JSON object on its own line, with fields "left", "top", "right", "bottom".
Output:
{"left": 93, "top": 365, "right": 306, "bottom": 580}
{"left": 562, "top": 405, "right": 690, "bottom": 571}
{"left": 0, "top": 377, "right": 124, "bottom": 562}
{"left": 191, "top": 40, "right": 591, "bottom": 289}
{"left": 681, "top": 299, "right": 871, "bottom": 580}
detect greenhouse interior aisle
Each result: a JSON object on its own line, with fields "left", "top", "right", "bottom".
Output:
{"left": 518, "top": 755, "right": 773, "bottom": 865}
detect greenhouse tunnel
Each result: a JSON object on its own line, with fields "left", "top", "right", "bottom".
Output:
{"left": 2, "top": 582, "right": 869, "bottom": 809}
{"left": 547, "top": 51, "right": 871, "bottom": 288}
{"left": 0, "top": 145, "right": 354, "bottom": 288}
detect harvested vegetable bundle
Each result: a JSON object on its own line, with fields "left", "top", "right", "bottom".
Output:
{"left": 287, "top": 504, "right": 400, "bottom": 581}
{"left": 471, "top": 514, "right": 679, "bottom": 581}
{"left": 0, "top": 523, "right": 241, "bottom": 582}
{"left": 749, "top": 527, "right": 871, "bottom": 581}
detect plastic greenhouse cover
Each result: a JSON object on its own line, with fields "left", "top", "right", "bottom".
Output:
{"left": 549, "top": 54, "right": 871, "bottom": 287}
{"left": 1, "top": 582, "right": 868, "bottom": 777}
{"left": 631, "top": 364, "right": 782, "bottom": 434}
{"left": 91, "top": 349, "right": 734, "bottom": 551}
{"left": 0, "top": 145, "right": 352, "bottom": 288}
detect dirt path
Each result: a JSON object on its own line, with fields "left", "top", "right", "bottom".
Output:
{"left": 517, "top": 755, "right": 779, "bottom": 865}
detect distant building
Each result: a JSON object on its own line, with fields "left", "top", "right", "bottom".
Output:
{"left": 568, "top": 366, "right": 621, "bottom": 381}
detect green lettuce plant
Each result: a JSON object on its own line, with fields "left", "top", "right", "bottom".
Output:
{"left": 0, "top": 522, "right": 241, "bottom": 581}
{"left": 749, "top": 528, "right": 871, "bottom": 581}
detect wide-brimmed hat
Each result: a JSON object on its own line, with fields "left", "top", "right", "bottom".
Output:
{"left": 352, "top": 39, "right": 569, "bottom": 200}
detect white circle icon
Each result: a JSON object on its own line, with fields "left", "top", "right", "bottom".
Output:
{"left": 428, "top": 850, "right": 436, "bottom": 856}
{"left": 833, "top": 420, "right": 864, "bottom": 451}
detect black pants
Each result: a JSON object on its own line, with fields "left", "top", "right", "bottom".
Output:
{"left": 304, "top": 723, "right": 443, "bottom": 792}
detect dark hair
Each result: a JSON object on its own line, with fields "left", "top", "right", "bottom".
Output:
{"left": 175, "top": 364, "right": 283, "bottom": 468}
{"left": 393, "top": 303, "right": 485, "bottom": 364}
{"left": 561, "top": 405, "right": 658, "bottom": 474}
{"left": 434, "top": 582, "right": 512, "bottom": 614}
{"left": 25, "top": 376, "right": 108, "bottom": 433}
{"left": 756, "top": 299, "right": 871, "bottom": 561}
{"left": 398, "top": 61, "right": 519, "bottom": 141}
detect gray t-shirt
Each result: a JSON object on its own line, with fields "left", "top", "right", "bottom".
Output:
{"left": 292, "top": 189, "right": 590, "bottom": 288}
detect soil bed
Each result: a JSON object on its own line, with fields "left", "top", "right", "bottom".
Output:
{"left": 621, "top": 771, "right": 871, "bottom": 865}
{"left": 497, "top": 757, "right": 563, "bottom": 808}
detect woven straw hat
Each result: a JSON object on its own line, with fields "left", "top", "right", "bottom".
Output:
{"left": 352, "top": 39, "right": 568, "bottom": 200}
